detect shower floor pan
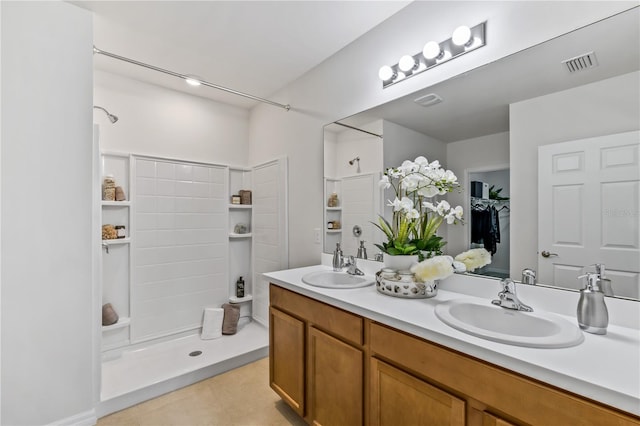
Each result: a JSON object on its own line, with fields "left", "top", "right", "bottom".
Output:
{"left": 98, "top": 320, "right": 269, "bottom": 417}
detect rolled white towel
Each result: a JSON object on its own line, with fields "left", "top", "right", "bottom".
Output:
{"left": 201, "top": 307, "right": 224, "bottom": 340}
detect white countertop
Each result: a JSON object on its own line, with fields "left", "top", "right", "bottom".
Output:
{"left": 264, "top": 262, "right": 640, "bottom": 416}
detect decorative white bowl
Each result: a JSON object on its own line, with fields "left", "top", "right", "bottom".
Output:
{"left": 375, "top": 271, "right": 438, "bottom": 299}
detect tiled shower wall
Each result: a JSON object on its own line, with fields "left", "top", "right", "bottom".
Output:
{"left": 132, "top": 158, "right": 228, "bottom": 342}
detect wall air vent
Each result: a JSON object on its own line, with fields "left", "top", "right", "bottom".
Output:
{"left": 414, "top": 93, "right": 443, "bottom": 107}
{"left": 562, "top": 51, "right": 598, "bottom": 73}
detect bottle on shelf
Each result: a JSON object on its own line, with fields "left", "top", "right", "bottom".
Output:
{"left": 236, "top": 276, "right": 245, "bottom": 298}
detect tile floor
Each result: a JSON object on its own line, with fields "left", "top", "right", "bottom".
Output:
{"left": 97, "top": 357, "right": 306, "bottom": 426}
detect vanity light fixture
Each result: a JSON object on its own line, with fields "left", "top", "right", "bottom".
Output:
{"left": 378, "top": 22, "right": 486, "bottom": 88}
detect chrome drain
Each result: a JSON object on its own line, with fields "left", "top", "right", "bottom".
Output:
{"left": 189, "top": 350, "right": 202, "bottom": 357}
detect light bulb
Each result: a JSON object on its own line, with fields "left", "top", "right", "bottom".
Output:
{"left": 378, "top": 65, "right": 395, "bottom": 81}
{"left": 422, "top": 41, "right": 442, "bottom": 60}
{"left": 452, "top": 25, "right": 472, "bottom": 46}
{"left": 398, "top": 55, "right": 417, "bottom": 73}
{"left": 185, "top": 76, "right": 201, "bottom": 86}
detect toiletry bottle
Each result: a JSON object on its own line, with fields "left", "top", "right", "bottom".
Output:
{"left": 594, "top": 264, "right": 614, "bottom": 297}
{"left": 576, "top": 272, "right": 608, "bottom": 335}
{"left": 236, "top": 276, "right": 245, "bottom": 298}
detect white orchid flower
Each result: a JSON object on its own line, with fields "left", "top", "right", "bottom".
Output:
{"left": 414, "top": 156, "right": 429, "bottom": 166}
{"left": 398, "top": 196, "right": 414, "bottom": 213}
{"left": 378, "top": 175, "right": 391, "bottom": 189}
{"left": 436, "top": 200, "right": 451, "bottom": 216}
{"left": 417, "top": 185, "right": 440, "bottom": 198}
{"left": 423, "top": 201, "right": 437, "bottom": 212}
{"left": 452, "top": 205, "right": 463, "bottom": 219}
{"left": 406, "top": 208, "right": 420, "bottom": 220}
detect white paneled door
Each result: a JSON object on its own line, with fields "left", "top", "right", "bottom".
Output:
{"left": 538, "top": 131, "right": 639, "bottom": 298}
{"left": 252, "top": 158, "right": 288, "bottom": 326}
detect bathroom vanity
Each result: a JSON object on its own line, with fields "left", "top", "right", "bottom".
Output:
{"left": 265, "top": 264, "right": 640, "bottom": 426}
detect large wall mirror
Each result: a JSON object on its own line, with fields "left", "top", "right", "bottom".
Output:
{"left": 323, "top": 7, "right": 639, "bottom": 300}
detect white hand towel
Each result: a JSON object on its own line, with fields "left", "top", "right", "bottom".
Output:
{"left": 201, "top": 307, "right": 224, "bottom": 340}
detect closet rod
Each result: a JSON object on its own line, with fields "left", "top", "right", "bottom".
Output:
{"left": 93, "top": 46, "right": 291, "bottom": 111}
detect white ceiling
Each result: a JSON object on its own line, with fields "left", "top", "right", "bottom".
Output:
{"left": 72, "top": 0, "right": 411, "bottom": 109}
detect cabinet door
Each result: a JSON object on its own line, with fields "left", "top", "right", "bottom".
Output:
{"left": 270, "top": 307, "right": 305, "bottom": 417}
{"left": 308, "top": 326, "right": 363, "bottom": 426}
{"left": 482, "top": 412, "right": 517, "bottom": 426}
{"left": 370, "top": 357, "right": 465, "bottom": 426}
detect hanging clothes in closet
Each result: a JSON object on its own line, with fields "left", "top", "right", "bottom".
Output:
{"left": 471, "top": 203, "right": 503, "bottom": 255}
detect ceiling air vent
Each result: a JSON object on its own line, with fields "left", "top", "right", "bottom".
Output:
{"left": 562, "top": 51, "right": 598, "bottom": 73}
{"left": 414, "top": 93, "right": 443, "bottom": 108}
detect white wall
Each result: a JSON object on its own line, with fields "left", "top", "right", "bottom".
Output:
{"left": 249, "top": 1, "right": 635, "bottom": 268}
{"left": 510, "top": 71, "right": 640, "bottom": 277}
{"left": 1, "top": 2, "right": 95, "bottom": 425}
{"left": 446, "top": 132, "right": 510, "bottom": 257}
{"left": 94, "top": 70, "right": 250, "bottom": 166}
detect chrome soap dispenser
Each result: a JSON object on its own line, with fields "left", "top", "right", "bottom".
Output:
{"left": 577, "top": 272, "right": 609, "bottom": 335}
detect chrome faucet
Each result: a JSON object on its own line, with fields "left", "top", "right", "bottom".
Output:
{"left": 344, "top": 255, "right": 364, "bottom": 276}
{"left": 521, "top": 268, "right": 536, "bottom": 285}
{"left": 492, "top": 278, "right": 533, "bottom": 312}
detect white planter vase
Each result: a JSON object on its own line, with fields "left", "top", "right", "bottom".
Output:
{"left": 382, "top": 254, "right": 419, "bottom": 271}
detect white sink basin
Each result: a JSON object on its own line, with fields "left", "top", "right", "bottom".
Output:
{"left": 301, "top": 270, "right": 375, "bottom": 289}
{"left": 435, "top": 299, "right": 584, "bottom": 348}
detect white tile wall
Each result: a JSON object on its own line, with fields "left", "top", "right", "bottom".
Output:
{"left": 132, "top": 158, "right": 228, "bottom": 342}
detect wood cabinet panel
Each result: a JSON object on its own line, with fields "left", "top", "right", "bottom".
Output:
{"left": 270, "top": 284, "right": 363, "bottom": 345}
{"left": 269, "top": 307, "right": 305, "bottom": 416}
{"left": 370, "top": 357, "right": 465, "bottom": 426}
{"left": 482, "top": 412, "right": 517, "bottom": 426}
{"left": 308, "top": 327, "right": 363, "bottom": 426}
{"left": 370, "top": 322, "right": 640, "bottom": 426}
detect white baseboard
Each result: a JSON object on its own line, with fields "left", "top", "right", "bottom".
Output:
{"left": 47, "top": 409, "right": 97, "bottom": 426}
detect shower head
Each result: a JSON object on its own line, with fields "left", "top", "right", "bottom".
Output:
{"left": 93, "top": 106, "right": 119, "bottom": 124}
{"left": 349, "top": 157, "right": 360, "bottom": 165}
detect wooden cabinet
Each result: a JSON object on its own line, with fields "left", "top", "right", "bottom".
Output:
{"left": 269, "top": 285, "right": 365, "bottom": 425}
{"left": 269, "top": 284, "right": 640, "bottom": 426}
{"left": 309, "top": 327, "right": 363, "bottom": 426}
{"left": 269, "top": 307, "right": 305, "bottom": 416}
{"left": 370, "top": 357, "right": 465, "bottom": 426}
{"left": 369, "top": 322, "right": 639, "bottom": 426}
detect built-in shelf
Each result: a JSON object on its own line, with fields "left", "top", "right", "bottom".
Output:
{"left": 229, "top": 204, "right": 252, "bottom": 209}
{"left": 229, "top": 294, "right": 253, "bottom": 304}
{"left": 326, "top": 207, "right": 342, "bottom": 211}
{"left": 102, "top": 238, "right": 131, "bottom": 245}
{"left": 229, "top": 233, "right": 252, "bottom": 239}
{"left": 326, "top": 229, "right": 342, "bottom": 233}
{"left": 102, "top": 316, "right": 131, "bottom": 331}
{"left": 102, "top": 200, "right": 131, "bottom": 207}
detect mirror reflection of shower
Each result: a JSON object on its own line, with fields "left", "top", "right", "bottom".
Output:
{"left": 93, "top": 106, "right": 118, "bottom": 124}
{"left": 348, "top": 156, "right": 361, "bottom": 173}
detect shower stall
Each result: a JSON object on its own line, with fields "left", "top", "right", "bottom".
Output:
{"left": 94, "top": 125, "right": 288, "bottom": 415}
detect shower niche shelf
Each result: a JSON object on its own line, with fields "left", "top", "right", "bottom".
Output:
{"left": 324, "top": 178, "right": 342, "bottom": 252}
{"left": 100, "top": 152, "right": 132, "bottom": 351}
{"left": 229, "top": 233, "right": 252, "bottom": 239}
{"left": 229, "top": 167, "right": 253, "bottom": 317}
{"left": 229, "top": 295, "right": 253, "bottom": 304}
{"left": 102, "top": 238, "right": 131, "bottom": 246}
{"left": 102, "top": 200, "right": 131, "bottom": 207}
{"left": 102, "top": 316, "right": 131, "bottom": 331}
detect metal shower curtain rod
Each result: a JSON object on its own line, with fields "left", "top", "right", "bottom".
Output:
{"left": 93, "top": 46, "right": 291, "bottom": 111}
